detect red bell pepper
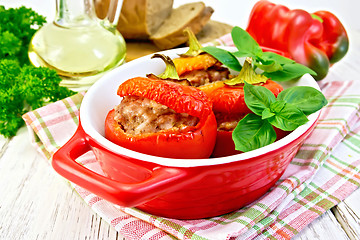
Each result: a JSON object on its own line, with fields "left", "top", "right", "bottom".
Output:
{"left": 212, "top": 125, "right": 290, "bottom": 157}
{"left": 203, "top": 80, "right": 283, "bottom": 115}
{"left": 105, "top": 77, "right": 217, "bottom": 159}
{"left": 246, "top": 0, "right": 349, "bottom": 80}
{"left": 199, "top": 80, "right": 285, "bottom": 157}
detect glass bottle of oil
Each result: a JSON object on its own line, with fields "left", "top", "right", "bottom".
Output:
{"left": 28, "top": 0, "right": 126, "bottom": 91}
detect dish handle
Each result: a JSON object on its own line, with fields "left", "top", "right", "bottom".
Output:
{"left": 51, "top": 123, "right": 190, "bottom": 207}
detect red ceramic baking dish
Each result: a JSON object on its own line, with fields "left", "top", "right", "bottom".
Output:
{"left": 52, "top": 47, "right": 321, "bottom": 219}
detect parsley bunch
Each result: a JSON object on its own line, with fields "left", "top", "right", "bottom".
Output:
{"left": 0, "top": 6, "right": 46, "bottom": 65}
{"left": 0, "top": 6, "right": 75, "bottom": 138}
{"left": 0, "top": 59, "right": 75, "bottom": 138}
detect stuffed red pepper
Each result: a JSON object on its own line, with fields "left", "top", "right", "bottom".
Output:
{"left": 105, "top": 77, "right": 217, "bottom": 159}
{"left": 198, "top": 60, "right": 287, "bottom": 157}
{"left": 171, "top": 30, "right": 287, "bottom": 157}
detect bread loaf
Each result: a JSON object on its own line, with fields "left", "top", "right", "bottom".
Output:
{"left": 150, "top": 2, "right": 214, "bottom": 50}
{"left": 117, "top": 0, "right": 174, "bottom": 39}
{"left": 196, "top": 20, "right": 233, "bottom": 44}
{"left": 94, "top": 0, "right": 109, "bottom": 19}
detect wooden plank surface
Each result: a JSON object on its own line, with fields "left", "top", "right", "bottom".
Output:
{"left": 294, "top": 211, "right": 350, "bottom": 240}
{"left": 0, "top": 127, "right": 122, "bottom": 240}
{"left": 0, "top": 135, "right": 9, "bottom": 158}
{"left": 333, "top": 189, "right": 360, "bottom": 240}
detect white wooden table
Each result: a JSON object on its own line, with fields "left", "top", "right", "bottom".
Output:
{"left": 1, "top": 1, "right": 360, "bottom": 239}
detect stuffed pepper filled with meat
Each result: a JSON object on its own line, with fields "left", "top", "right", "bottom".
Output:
{"left": 105, "top": 77, "right": 217, "bottom": 159}
{"left": 198, "top": 59, "right": 287, "bottom": 157}
{"left": 172, "top": 29, "right": 287, "bottom": 157}
{"left": 172, "top": 28, "right": 231, "bottom": 87}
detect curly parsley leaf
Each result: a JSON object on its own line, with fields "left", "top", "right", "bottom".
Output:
{"left": 0, "top": 6, "right": 75, "bottom": 138}
{"left": 0, "top": 6, "right": 46, "bottom": 65}
{"left": 0, "top": 59, "right": 75, "bottom": 138}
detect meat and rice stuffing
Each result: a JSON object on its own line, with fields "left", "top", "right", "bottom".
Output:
{"left": 114, "top": 96, "right": 199, "bottom": 135}
{"left": 180, "top": 65, "right": 230, "bottom": 87}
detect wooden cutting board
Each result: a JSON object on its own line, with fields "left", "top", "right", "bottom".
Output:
{"left": 125, "top": 41, "right": 162, "bottom": 62}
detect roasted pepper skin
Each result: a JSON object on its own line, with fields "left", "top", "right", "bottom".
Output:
{"left": 200, "top": 80, "right": 283, "bottom": 115}
{"left": 173, "top": 54, "right": 219, "bottom": 76}
{"left": 246, "top": 0, "right": 349, "bottom": 80}
{"left": 213, "top": 126, "right": 290, "bottom": 157}
{"left": 105, "top": 77, "right": 217, "bottom": 159}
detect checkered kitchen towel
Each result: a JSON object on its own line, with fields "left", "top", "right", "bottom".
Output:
{"left": 22, "top": 78, "right": 360, "bottom": 240}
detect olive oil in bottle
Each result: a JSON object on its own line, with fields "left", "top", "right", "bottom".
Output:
{"left": 28, "top": 0, "right": 126, "bottom": 91}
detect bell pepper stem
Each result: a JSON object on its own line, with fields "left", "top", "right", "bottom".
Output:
{"left": 225, "top": 57, "right": 268, "bottom": 85}
{"left": 180, "top": 27, "right": 204, "bottom": 57}
{"left": 151, "top": 54, "right": 180, "bottom": 79}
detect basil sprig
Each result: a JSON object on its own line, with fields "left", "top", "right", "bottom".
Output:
{"left": 232, "top": 82, "right": 328, "bottom": 152}
{"left": 202, "top": 26, "right": 317, "bottom": 81}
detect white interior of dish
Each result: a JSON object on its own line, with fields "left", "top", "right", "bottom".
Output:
{"left": 81, "top": 47, "right": 321, "bottom": 167}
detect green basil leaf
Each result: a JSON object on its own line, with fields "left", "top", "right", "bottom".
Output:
{"left": 261, "top": 51, "right": 295, "bottom": 65}
{"left": 231, "top": 26, "right": 263, "bottom": 58}
{"left": 201, "top": 46, "right": 242, "bottom": 71}
{"left": 244, "top": 81, "right": 276, "bottom": 116}
{"left": 232, "top": 113, "right": 277, "bottom": 152}
{"left": 232, "top": 50, "right": 257, "bottom": 60}
{"left": 263, "top": 62, "right": 317, "bottom": 81}
{"left": 270, "top": 100, "right": 286, "bottom": 113}
{"left": 269, "top": 103, "right": 309, "bottom": 131}
{"left": 277, "top": 86, "right": 328, "bottom": 115}
{"left": 254, "top": 59, "right": 283, "bottom": 73}
{"left": 261, "top": 108, "right": 275, "bottom": 120}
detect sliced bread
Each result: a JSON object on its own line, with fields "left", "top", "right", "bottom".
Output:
{"left": 117, "top": 0, "right": 174, "bottom": 39}
{"left": 150, "top": 2, "right": 214, "bottom": 50}
{"left": 196, "top": 20, "right": 233, "bottom": 44}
